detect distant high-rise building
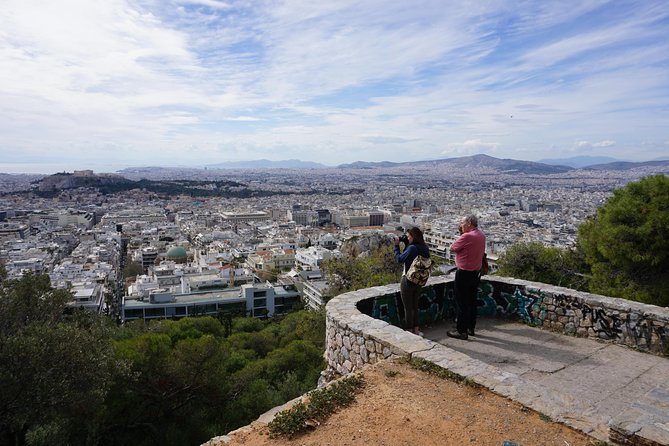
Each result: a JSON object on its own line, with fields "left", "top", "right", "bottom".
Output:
{"left": 316, "top": 209, "right": 331, "bottom": 225}
{"left": 140, "top": 246, "right": 159, "bottom": 271}
{"left": 368, "top": 211, "right": 385, "bottom": 226}
{"left": 288, "top": 210, "right": 318, "bottom": 227}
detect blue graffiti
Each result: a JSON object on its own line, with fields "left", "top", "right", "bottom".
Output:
{"left": 371, "top": 292, "right": 402, "bottom": 326}
{"left": 477, "top": 281, "right": 499, "bottom": 316}
{"left": 504, "top": 287, "right": 546, "bottom": 325}
{"left": 370, "top": 283, "right": 450, "bottom": 328}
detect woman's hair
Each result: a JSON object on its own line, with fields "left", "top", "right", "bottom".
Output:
{"left": 407, "top": 226, "right": 426, "bottom": 245}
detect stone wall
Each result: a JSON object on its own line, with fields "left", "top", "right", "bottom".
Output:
{"left": 325, "top": 275, "right": 669, "bottom": 378}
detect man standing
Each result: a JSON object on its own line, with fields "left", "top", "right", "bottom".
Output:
{"left": 448, "top": 215, "right": 486, "bottom": 340}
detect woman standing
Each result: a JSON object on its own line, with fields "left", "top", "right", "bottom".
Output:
{"left": 394, "top": 226, "right": 430, "bottom": 336}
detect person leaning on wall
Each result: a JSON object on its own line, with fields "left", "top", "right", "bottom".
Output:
{"left": 393, "top": 226, "right": 430, "bottom": 337}
{"left": 447, "top": 214, "right": 486, "bottom": 340}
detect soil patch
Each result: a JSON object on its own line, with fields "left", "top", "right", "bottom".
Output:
{"left": 210, "top": 358, "right": 598, "bottom": 446}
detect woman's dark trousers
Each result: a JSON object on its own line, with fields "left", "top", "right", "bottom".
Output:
{"left": 400, "top": 275, "right": 422, "bottom": 329}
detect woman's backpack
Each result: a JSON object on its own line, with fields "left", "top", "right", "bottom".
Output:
{"left": 406, "top": 255, "right": 432, "bottom": 286}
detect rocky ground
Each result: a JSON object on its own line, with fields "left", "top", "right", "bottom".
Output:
{"left": 208, "top": 358, "right": 599, "bottom": 446}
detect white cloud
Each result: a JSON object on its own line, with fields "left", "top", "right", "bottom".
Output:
{"left": 1, "top": 0, "right": 668, "bottom": 171}
{"left": 177, "top": 0, "right": 232, "bottom": 9}
{"left": 442, "top": 140, "right": 500, "bottom": 156}
{"left": 222, "top": 116, "right": 262, "bottom": 122}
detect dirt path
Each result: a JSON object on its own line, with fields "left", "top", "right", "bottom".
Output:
{"left": 211, "top": 358, "right": 598, "bottom": 446}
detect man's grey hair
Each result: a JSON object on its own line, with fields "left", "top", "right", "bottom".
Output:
{"left": 463, "top": 214, "right": 478, "bottom": 227}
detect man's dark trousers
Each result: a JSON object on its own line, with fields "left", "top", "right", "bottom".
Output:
{"left": 454, "top": 269, "right": 480, "bottom": 334}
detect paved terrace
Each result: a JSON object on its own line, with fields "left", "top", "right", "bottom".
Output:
{"left": 424, "top": 318, "right": 669, "bottom": 443}
{"left": 324, "top": 276, "right": 669, "bottom": 445}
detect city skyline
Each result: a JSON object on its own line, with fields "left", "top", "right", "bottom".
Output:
{"left": 2, "top": 1, "right": 669, "bottom": 174}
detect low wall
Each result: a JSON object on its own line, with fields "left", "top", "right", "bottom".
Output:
{"left": 325, "top": 275, "right": 669, "bottom": 445}
{"left": 326, "top": 275, "right": 669, "bottom": 377}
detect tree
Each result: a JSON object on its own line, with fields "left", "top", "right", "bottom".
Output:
{"left": 104, "top": 324, "right": 231, "bottom": 446}
{"left": 122, "top": 259, "right": 144, "bottom": 278}
{"left": 0, "top": 274, "right": 119, "bottom": 446}
{"left": 102, "top": 311, "right": 326, "bottom": 445}
{"left": 495, "top": 241, "right": 589, "bottom": 290}
{"left": 321, "top": 246, "right": 400, "bottom": 298}
{"left": 0, "top": 270, "right": 327, "bottom": 445}
{"left": 578, "top": 174, "right": 669, "bottom": 306}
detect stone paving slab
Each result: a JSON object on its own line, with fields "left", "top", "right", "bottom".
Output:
{"left": 422, "top": 318, "right": 669, "bottom": 445}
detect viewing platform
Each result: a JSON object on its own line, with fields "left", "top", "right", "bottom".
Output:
{"left": 325, "top": 276, "right": 669, "bottom": 445}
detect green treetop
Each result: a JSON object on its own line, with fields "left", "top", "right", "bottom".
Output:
{"left": 578, "top": 174, "right": 669, "bottom": 306}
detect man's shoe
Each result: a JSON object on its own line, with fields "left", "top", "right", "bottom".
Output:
{"left": 446, "top": 330, "right": 468, "bottom": 340}
{"left": 468, "top": 329, "right": 475, "bottom": 336}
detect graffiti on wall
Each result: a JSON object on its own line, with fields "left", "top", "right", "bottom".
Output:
{"left": 370, "top": 282, "right": 450, "bottom": 327}
{"left": 370, "top": 292, "right": 402, "bottom": 326}
{"left": 368, "top": 280, "right": 548, "bottom": 326}
{"left": 474, "top": 281, "right": 547, "bottom": 325}
{"left": 364, "top": 279, "right": 667, "bottom": 353}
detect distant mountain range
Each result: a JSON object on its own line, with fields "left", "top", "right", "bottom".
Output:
{"left": 583, "top": 160, "right": 669, "bottom": 171}
{"left": 538, "top": 155, "right": 622, "bottom": 168}
{"left": 122, "top": 155, "right": 669, "bottom": 176}
{"left": 14, "top": 155, "right": 669, "bottom": 194}
{"left": 339, "top": 154, "right": 669, "bottom": 174}
{"left": 338, "top": 154, "right": 573, "bottom": 174}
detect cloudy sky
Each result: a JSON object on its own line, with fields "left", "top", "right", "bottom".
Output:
{"left": 1, "top": 0, "right": 668, "bottom": 173}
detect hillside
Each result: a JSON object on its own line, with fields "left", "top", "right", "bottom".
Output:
{"left": 31, "top": 172, "right": 267, "bottom": 198}
{"left": 338, "top": 154, "right": 573, "bottom": 174}
{"left": 584, "top": 159, "right": 669, "bottom": 171}
{"left": 212, "top": 359, "right": 594, "bottom": 446}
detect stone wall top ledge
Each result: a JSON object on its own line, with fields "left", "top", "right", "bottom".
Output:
{"left": 327, "top": 277, "right": 669, "bottom": 348}
{"left": 347, "top": 318, "right": 389, "bottom": 332}
{"left": 492, "top": 276, "right": 668, "bottom": 317}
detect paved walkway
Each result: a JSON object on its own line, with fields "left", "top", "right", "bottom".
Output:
{"left": 422, "top": 318, "right": 669, "bottom": 445}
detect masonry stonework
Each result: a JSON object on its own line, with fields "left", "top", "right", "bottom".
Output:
{"left": 325, "top": 276, "right": 669, "bottom": 380}
{"left": 324, "top": 275, "right": 669, "bottom": 446}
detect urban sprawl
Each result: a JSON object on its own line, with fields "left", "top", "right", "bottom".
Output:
{"left": 1, "top": 164, "right": 666, "bottom": 325}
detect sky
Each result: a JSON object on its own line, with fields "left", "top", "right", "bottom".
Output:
{"left": 1, "top": 0, "right": 669, "bottom": 173}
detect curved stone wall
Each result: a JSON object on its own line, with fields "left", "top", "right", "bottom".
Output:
{"left": 325, "top": 275, "right": 669, "bottom": 377}
{"left": 325, "top": 275, "right": 669, "bottom": 444}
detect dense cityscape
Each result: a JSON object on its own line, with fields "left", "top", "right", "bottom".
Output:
{"left": 2, "top": 159, "right": 667, "bottom": 324}
{"left": 3, "top": 1, "right": 669, "bottom": 444}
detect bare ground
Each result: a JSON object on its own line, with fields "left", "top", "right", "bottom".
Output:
{"left": 209, "top": 358, "right": 599, "bottom": 446}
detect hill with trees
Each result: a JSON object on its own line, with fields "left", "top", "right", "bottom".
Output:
{"left": 0, "top": 272, "right": 325, "bottom": 446}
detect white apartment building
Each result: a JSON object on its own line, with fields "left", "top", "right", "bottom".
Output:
{"left": 68, "top": 282, "right": 105, "bottom": 313}
{"left": 138, "top": 246, "right": 159, "bottom": 270}
{"left": 301, "top": 279, "right": 329, "bottom": 310}
{"left": 127, "top": 260, "right": 255, "bottom": 298}
{"left": 342, "top": 214, "right": 369, "bottom": 227}
{"left": 57, "top": 211, "right": 94, "bottom": 229}
{"left": 399, "top": 213, "right": 429, "bottom": 229}
{"left": 100, "top": 211, "right": 167, "bottom": 225}
{"left": 6, "top": 257, "right": 46, "bottom": 277}
{"left": 294, "top": 246, "right": 339, "bottom": 271}
{"left": 248, "top": 247, "right": 296, "bottom": 272}
{"left": 220, "top": 211, "right": 270, "bottom": 222}
{"left": 316, "top": 233, "right": 338, "bottom": 250}
{"left": 0, "top": 223, "right": 27, "bottom": 240}
{"left": 122, "top": 283, "right": 300, "bottom": 322}
{"left": 423, "top": 229, "right": 457, "bottom": 261}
